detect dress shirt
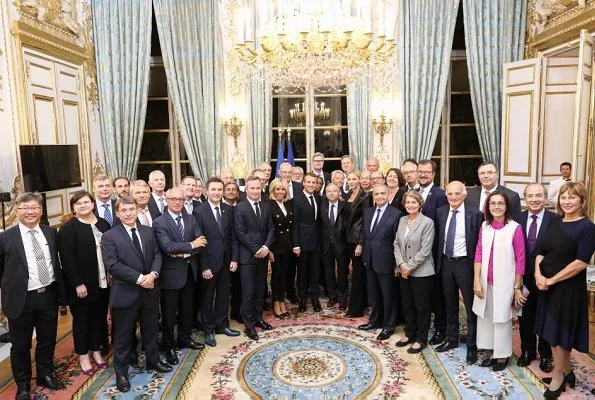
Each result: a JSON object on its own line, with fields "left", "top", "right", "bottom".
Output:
{"left": 276, "top": 200, "right": 287, "bottom": 216}
{"left": 247, "top": 198, "right": 268, "bottom": 251}
{"left": 444, "top": 204, "right": 467, "bottom": 257}
{"left": 370, "top": 203, "right": 389, "bottom": 231}
{"left": 479, "top": 185, "right": 498, "bottom": 214}
{"left": 151, "top": 192, "right": 166, "bottom": 211}
{"left": 96, "top": 199, "right": 112, "bottom": 217}
{"left": 419, "top": 182, "right": 434, "bottom": 201}
{"left": 208, "top": 200, "right": 222, "bottom": 221}
{"left": 184, "top": 200, "right": 194, "bottom": 215}
{"left": 19, "top": 223, "right": 55, "bottom": 291}
{"left": 287, "top": 180, "right": 294, "bottom": 199}
{"left": 122, "top": 223, "right": 147, "bottom": 284}
{"left": 167, "top": 209, "right": 191, "bottom": 258}
{"left": 138, "top": 207, "right": 153, "bottom": 227}
{"left": 547, "top": 176, "right": 571, "bottom": 205}
{"left": 303, "top": 190, "right": 318, "bottom": 220}
{"left": 526, "top": 208, "right": 545, "bottom": 237}
{"left": 328, "top": 201, "right": 338, "bottom": 222}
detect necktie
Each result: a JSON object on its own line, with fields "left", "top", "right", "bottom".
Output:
{"left": 29, "top": 230, "right": 50, "bottom": 285}
{"left": 130, "top": 227, "right": 143, "bottom": 256}
{"left": 158, "top": 197, "right": 165, "bottom": 213}
{"left": 254, "top": 201, "right": 261, "bottom": 221}
{"left": 309, "top": 195, "right": 316, "bottom": 219}
{"left": 186, "top": 202, "right": 193, "bottom": 214}
{"left": 176, "top": 216, "right": 184, "bottom": 239}
{"left": 330, "top": 204, "right": 335, "bottom": 225}
{"left": 215, "top": 206, "right": 223, "bottom": 234}
{"left": 444, "top": 209, "right": 458, "bottom": 257}
{"left": 482, "top": 191, "right": 490, "bottom": 212}
{"left": 528, "top": 214, "right": 538, "bottom": 253}
{"left": 102, "top": 204, "right": 113, "bottom": 227}
{"left": 139, "top": 209, "right": 150, "bottom": 226}
{"left": 371, "top": 208, "right": 381, "bottom": 232}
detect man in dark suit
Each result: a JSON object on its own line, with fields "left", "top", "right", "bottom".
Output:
{"left": 434, "top": 181, "right": 483, "bottom": 364}
{"left": 259, "top": 162, "right": 273, "bottom": 196}
{"left": 194, "top": 178, "right": 240, "bottom": 347}
{"left": 293, "top": 172, "right": 323, "bottom": 312}
{"left": 465, "top": 162, "right": 521, "bottom": 218}
{"left": 153, "top": 187, "right": 206, "bottom": 366}
{"left": 514, "top": 183, "right": 553, "bottom": 372}
{"left": 311, "top": 152, "right": 331, "bottom": 193}
{"left": 331, "top": 170, "right": 349, "bottom": 199}
{"left": 234, "top": 175, "right": 275, "bottom": 340}
{"left": 101, "top": 196, "right": 172, "bottom": 393}
{"left": 180, "top": 175, "right": 202, "bottom": 215}
{"left": 0, "top": 192, "right": 66, "bottom": 400}
{"left": 358, "top": 184, "right": 403, "bottom": 341}
{"left": 147, "top": 170, "right": 167, "bottom": 219}
{"left": 320, "top": 183, "right": 349, "bottom": 309}
{"left": 92, "top": 174, "right": 120, "bottom": 228}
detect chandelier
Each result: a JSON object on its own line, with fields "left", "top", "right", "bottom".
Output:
{"left": 235, "top": 1, "right": 396, "bottom": 90}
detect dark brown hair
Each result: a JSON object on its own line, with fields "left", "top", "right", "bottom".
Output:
{"left": 484, "top": 191, "right": 511, "bottom": 225}
{"left": 70, "top": 190, "right": 95, "bottom": 213}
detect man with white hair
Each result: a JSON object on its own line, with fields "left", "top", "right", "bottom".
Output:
{"left": 366, "top": 157, "right": 380, "bottom": 172}
{"left": 148, "top": 170, "right": 167, "bottom": 219}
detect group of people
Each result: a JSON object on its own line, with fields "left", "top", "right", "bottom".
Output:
{"left": 0, "top": 155, "right": 593, "bottom": 399}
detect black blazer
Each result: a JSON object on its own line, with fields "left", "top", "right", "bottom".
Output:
{"left": 361, "top": 205, "right": 402, "bottom": 274}
{"left": 421, "top": 185, "right": 448, "bottom": 222}
{"left": 292, "top": 191, "right": 321, "bottom": 252}
{"left": 101, "top": 224, "right": 162, "bottom": 308}
{"left": 93, "top": 198, "right": 121, "bottom": 227}
{"left": 319, "top": 199, "right": 347, "bottom": 254}
{"left": 234, "top": 199, "right": 275, "bottom": 264}
{"left": 147, "top": 195, "right": 164, "bottom": 220}
{"left": 344, "top": 189, "right": 371, "bottom": 245}
{"left": 466, "top": 185, "right": 521, "bottom": 218}
{"left": 269, "top": 200, "right": 293, "bottom": 255}
{"left": 0, "top": 224, "right": 65, "bottom": 319}
{"left": 391, "top": 186, "right": 408, "bottom": 213}
{"left": 193, "top": 202, "right": 238, "bottom": 272}
{"left": 57, "top": 217, "right": 110, "bottom": 304}
{"left": 435, "top": 204, "right": 483, "bottom": 274}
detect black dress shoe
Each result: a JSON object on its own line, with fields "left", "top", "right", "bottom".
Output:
{"left": 357, "top": 323, "right": 379, "bottom": 331}
{"left": 395, "top": 337, "right": 413, "bottom": 347}
{"left": 115, "top": 375, "right": 130, "bottom": 393}
{"left": 312, "top": 299, "right": 322, "bottom": 312}
{"left": 543, "top": 379, "right": 566, "bottom": 398}
{"left": 539, "top": 357, "right": 553, "bottom": 373}
{"left": 216, "top": 327, "right": 240, "bottom": 337}
{"left": 345, "top": 310, "right": 363, "bottom": 318}
{"left": 16, "top": 389, "right": 30, "bottom": 400}
{"left": 407, "top": 342, "right": 427, "bottom": 354}
{"left": 492, "top": 358, "right": 508, "bottom": 371}
{"left": 542, "top": 370, "right": 575, "bottom": 388}
{"left": 435, "top": 341, "right": 458, "bottom": 353}
{"left": 429, "top": 332, "right": 445, "bottom": 345}
{"left": 36, "top": 373, "right": 65, "bottom": 390}
{"left": 165, "top": 349, "right": 179, "bottom": 365}
{"left": 204, "top": 333, "right": 217, "bottom": 347}
{"left": 516, "top": 351, "right": 535, "bottom": 367}
{"left": 147, "top": 361, "right": 173, "bottom": 373}
{"left": 178, "top": 340, "right": 205, "bottom": 350}
{"left": 376, "top": 329, "right": 394, "bottom": 341}
{"left": 339, "top": 299, "right": 347, "bottom": 310}
{"left": 255, "top": 320, "right": 273, "bottom": 330}
{"left": 298, "top": 300, "right": 307, "bottom": 312}
{"left": 466, "top": 347, "right": 478, "bottom": 364}
{"left": 245, "top": 327, "right": 259, "bottom": 340}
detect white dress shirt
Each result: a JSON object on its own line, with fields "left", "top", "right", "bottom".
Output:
{"left": 328, "top": 201, "right": 338, "bottom": 221}
{"left": 526, "top": 208, "right": 545, "bottom": 236}
{"left": 370, "top": 203, "right": 388, "bottom": 232}
{"left": 184, "top": 200, "right": 194, "bottom": 215}
{"left": 138, "top": 207, "right": 153, "bottom": 227}
{"left": 479, "top": 186, "right": 498, "bottom": 214}
{"left": 444, "top": 204, "right": 467, "bottom": 257}
{"left": 19, "top": 223, "right": 55, "bottom": 291}
{"left": 122, "top": 224, "right": 150, "bottom": 284}
{"left": 152, "top": 192, "right": 166, "bottom": 212}
{"left": 96, "top": 199, "right": 113, "bottom": 219}
{"left": 303, "top": 190, "right": 318, "bottom": 220}
{"left": 276, "top": 200, "right": 287, "bottom": 216}
{"left": 419, "top": 182, "right": 434, "bottom": 202}
{"left": 208, "top": 200, "right": 223, "bottom": 221}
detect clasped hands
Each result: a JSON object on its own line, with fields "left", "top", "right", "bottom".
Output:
{"left": 534, "top": 271, "right": 551, "bottom": 291}
{"left": 396, "top": 263, "right": 411, "bottom": 279}
{"left": 139, "top": 272, "right": 157, "bottom": 289}
{"left": 255, "top": 246, "right": 269, "bottom": 259}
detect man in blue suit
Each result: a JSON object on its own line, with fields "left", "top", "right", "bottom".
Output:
{"left": 358, "top": 184, "right": 403, "bottom": 341}
{"left": 514, "top": 183, "right": 553, "bottom": 372}
{"left": 153, "top": 187, "right": 206, "bottom": 366}
{"left": 194, "top": 178, "right": 240, "bottom": 347}
{"left": 101, "top": 196, "right": 173, "bottom": 393}
{"left": 234, "top": 176, "right": 275, "bottom": 340}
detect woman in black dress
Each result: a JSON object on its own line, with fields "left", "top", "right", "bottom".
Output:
{"left": 534, "top": 182, "right": 595, "bottom": 398}
{"left": 268, "top": 179, "right": 293, "bottom": 318}
{"left": 344, "top": 171, "right": 371, "bottom": 317}
{"left": 57, "top": 191, "right": 110, "bottom": 374}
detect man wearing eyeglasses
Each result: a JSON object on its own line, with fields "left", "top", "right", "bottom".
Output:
{"left": 466, "top": 162, "right": 521, "bottom": 218}
{"left": 393, "top": 158, "right": 419, "bottom": 213}
{"left": 0, "top": 192, "right": 67, "bottom": 400}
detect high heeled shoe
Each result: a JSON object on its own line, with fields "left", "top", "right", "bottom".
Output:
{"left": 543, "top": 379, "right": 566, "bottom": 398}
{"left": 542, "top": 370, "right": 575, "bottom": 389}
{"left": 273, "top": 311, "right": 285, "bottom": 319}
{"left": 281, "top": 312, "right": 291, "bottom": 319}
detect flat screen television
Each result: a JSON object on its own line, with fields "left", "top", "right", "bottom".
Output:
{"left": 20, "top": 145, "right": 82, "bottom": 192}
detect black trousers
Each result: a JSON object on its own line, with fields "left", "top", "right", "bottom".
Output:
{"left": 240, "top": 260, "right": 267, "bottom": 329}
{"left": 201, "top": 264, "right": 231, "bottom": 334}
{"left": 366, "top": 266, "right": 396, "bottom": 329}
{"left": 297, "top": 246, "right": 322, "bottom": 300}
{"left": 112, "top": 287, "right": 160, "bottom": 377}
{"left": 271, "top": 253, "right": 290, "bottom": 301}
{"left": 230, "top": 268, "right": 242, "bottom": 319}
{"left": 430, "top": 274, "right": 447, "bottom": 335}
{"left": 441, "top": 257, "right": 477, "bottom": 347}
{"left": 520, "top": 279, "right": 551, "bottom": 358}
{"left": 323, "top": 244, "right": 349, "bottom": 301}
{"left": 401, "top": 275, "right": 432, "bottom": 344}
{"left": 70, "top": 288, "right": 109, "bottom": 355}
{"left": 347, "top": 243, "right": 367, "bottom": 315}
{"left": 8, "top": 284, "right": 58, "bottom": 389}
{"left": 285, "top": 253, "right": 298, "bottom": 300}
{"left": 161, "top": 263, "right": 196, "bottom": 350}
{"left": 192, "top": 273, "right": 204, "bottom": 327}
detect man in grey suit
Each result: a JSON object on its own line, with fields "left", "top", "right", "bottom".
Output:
{"left": 465, "top": 162, "right": 521, "bottom": 218}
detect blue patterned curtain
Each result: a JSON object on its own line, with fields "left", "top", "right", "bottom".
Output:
{"left": 153, "top": 0, "right": 225, "bottom": 180}
{"left": 246, "top": 68, "right": 273, "bottom": 167}
{"left": 463, "top": 0, "right": 526, "bottom": 165}
{"left": 347, "top": 72, "right": 373, "bottom": 170}
{"left": 398, "top": 0, "right": 459, "bottom": 162}
{"left": 92, "top": 0, "right": 152, "bottom": 179}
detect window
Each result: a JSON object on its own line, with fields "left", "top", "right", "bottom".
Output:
{"left": 270, "top": 87, "right": 349, "bottom": 174}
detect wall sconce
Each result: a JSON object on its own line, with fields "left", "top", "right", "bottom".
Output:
{"left": 225, "top": 113, "right": 243, "bottom": 148}
{"left": 372, "top": 110, "right": 393, "bottom": 148}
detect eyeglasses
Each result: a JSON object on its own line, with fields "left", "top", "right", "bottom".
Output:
{"left": 489, "top": 201, "right": 506, "bottom": 207}
{"left": 17, "top": 206, "right": 41, "bottom": 212}
{"left": 167, "top": 197, "right": 185, "bottom": 202}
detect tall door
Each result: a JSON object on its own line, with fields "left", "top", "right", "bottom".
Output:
{"left": 573, "top": 29, "right": 593, "bottom": 180}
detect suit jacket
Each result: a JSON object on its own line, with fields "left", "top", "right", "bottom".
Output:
{"left": 344, "top": 189, "right": 371, "bottom": 244}
{"left": 101, "top": 224, "right": 162, "bottom": 308}
{"left": 393, "top": 214, "right": 435, "bottom": 277}
{"left": 514, "top": 209, "right": 556, "bottom": 288}
{"left": 147, "top": 195, "right": 164, "bottom": 220}
{"left": 0, "top": 224, "right": 65, "bottom": 319}
{"left": 361, "top": 205, "right": 402, "bottom": 274}
{"left": 57, "top": 217, "right": 110, "bottom": 304}
{"left": 292, "top": 191, "right": 321, "bottom": 252}
{"left": 391, "top": 186, "right": 408, "bottom": 213}
{"left": 234, "top": 198, "right": 275, "bottom": 264}
{"left": 319, "top": 199, "right": 347, "bottom": 254}
{"left": 435, "top": 204, "right": 483, "bottom": 273}
{"left": 153, "top": 212, "right": 202, "bottom": 290}
{"left": 193, "top": 202, "right": 238, "bottom": 272}
{"left": 421, "top": 185, "right": 448, "bottom": 222}
{"left": 93, "top": 198, "right": 121, "bottom": 227}
{"left": 269, "top": 200, "right": 293, "bottom": 255}
{"left": 466, "top": 185, "right": 522, "bottom": 218}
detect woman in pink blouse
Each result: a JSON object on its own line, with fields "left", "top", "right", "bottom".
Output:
{"left": 472, "top": 191, "right": 526, "bottom": 371}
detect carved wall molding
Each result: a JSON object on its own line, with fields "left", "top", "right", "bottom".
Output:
{"left": 0, "top": 174, "right": 24, "bottom": 228}
{"left": 14, "top": 0, "right": 81, "bottom": 37}
{"left": 92, "top": 150, "right": 105, "bottom": 178}
{"left": 81, "top": 0, "right": 97, "bottom": 110}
